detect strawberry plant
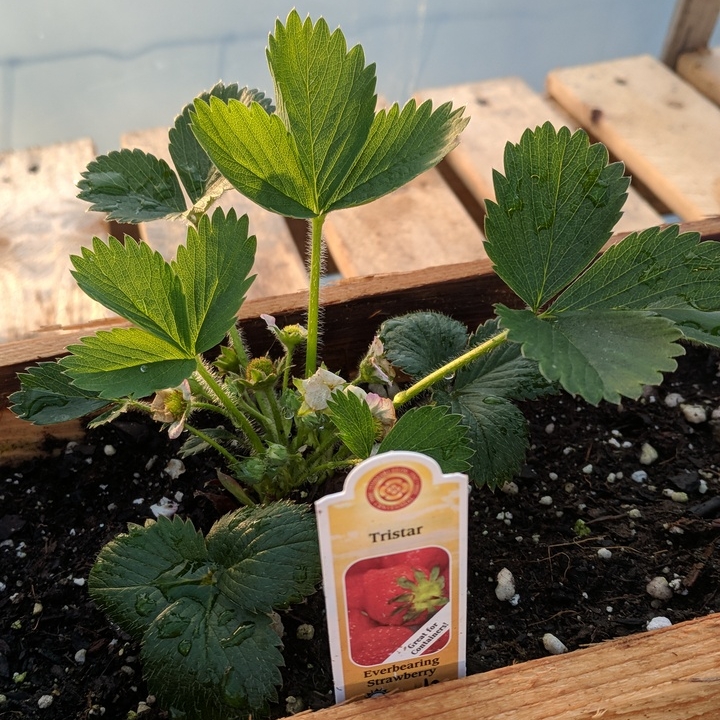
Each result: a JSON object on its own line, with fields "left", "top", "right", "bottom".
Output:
{"left": 9, "top": 7, "right": 720, "bottom": 720}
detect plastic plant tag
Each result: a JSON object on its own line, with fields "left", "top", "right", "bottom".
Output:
{"left": 315, "top": 451, "right": 468, "bottom": 702}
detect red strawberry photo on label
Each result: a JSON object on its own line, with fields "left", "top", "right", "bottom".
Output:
{"left": 363, "top": 563, "right": 449, "bottom": 627}
{"left": 344, "top": 557, "right": 384, "bottom": 612}
{"left": 351, "top": 625, "right": 414, "bottom": 666}
{"left": 422, "top": 629, "right": 450, "bottom": 655}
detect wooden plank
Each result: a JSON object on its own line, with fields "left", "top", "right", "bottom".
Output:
{"left": 121, "top": 128, "right": 308, "bottom": 300}
{"left": 415, "top": 78, "right": 662, "bottom": 234}
{"left": 661, "top": 0, "right": 720, "bottom": 68}
{"left": 677, "top": 46, "right": 720, "bottom": 106}
{"left": 324, "top": 168, "right": 487, "bottom": 277}
{"left": 547, "top": 55, "right": 720, "bottom": 221}
{"left": 308, "top": 613, "right": 720, "bottom": 720}
{"left": 0, "top": 139, "right": 116, "bottom": 344}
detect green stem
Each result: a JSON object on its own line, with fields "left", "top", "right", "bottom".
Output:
{"left": 194, "top": 362, "right": 264, "bottom": 454}
{"left": 393, "top": 329, "right": 510, "bottom": 407}
{"left": 282, "top": 349, "right": 294, "bottom": 392}
{"left": 305, "top": 213, "right": 326, "bottom": 377}
{"left": 228, "top": 324, "right": 249, "bottom": 367}
{"left": 184, "top": 423, "right": 241, "bottom": 474}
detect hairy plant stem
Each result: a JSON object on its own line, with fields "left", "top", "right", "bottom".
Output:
{"left": 194, "top": 362, "right": 264, "bottom": 454}
{"left": 393, "top": 329, "right": 510, "bottom": 407}
{"left": 305, "top": 213, "right": 326, "bottom": 377}
{"left": 184, "top": 422, "right": 247, "bottom": 483}
{"left": 228, "top": 324, "right": 249, "bottom": 366}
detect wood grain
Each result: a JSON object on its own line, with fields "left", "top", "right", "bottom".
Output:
{"left": 547, "top": 55, "right": 720, "bottom": 221}
{"left": 0, "top": 139, "right": 116, "bottom": 343}
{"left": 415, "top": 78, "right": 662, "bottom": 234}
{"left": 121, "top": 128, "right": 308, "bottom": 300}
{"left": 305, "top": 613, "right": 720, "bottom": 720}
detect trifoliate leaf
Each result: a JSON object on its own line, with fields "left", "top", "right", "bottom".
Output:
{"left": 71, "top": 236, "right": 192, "bottom": 352}
{"left": 77, "top": 148, "right": 187, "bottom": 222}
{"left": 268, "top": 10, "right": 377, "bottom": 213}
{"left": 327, "top": 99, "right": 468, "bottom": 212}
{"left": 436, "top": 389, "right": 527, "bottom": 489}
{"left": 553, "top": 225, "right": 720, "bottom": 313}
{"left": 378, "top": 405, "right": 473, "bottom": 474}
{"left": 456, "top": 318, "right": 555, "bottom": 401}
{"left": 60, "top": 328, "right": 196, "bottom": 398}
{"left": 327, "top": 389, "right": 376, "bottom": 458}
{"left": 142, "top": 595, "right": 284, "bottom": 720}
{"left": 173, "top": 207, "right": 256, "bottom": 353}
{"left": 496, "top": 306, "right": 684, "bottom": 405}
{"left": 169, "top": 82, "right": 272, "bottom": 204}
{"left": 89, "top": 515, "right": 208, "bottom": 638}
{"left": 207, "top": 501, "right": 320, "bottom": 613}
{"left": 485, "top": 123, "right": 628, "bottom": 311}
{"left": 381, "top": 312, "right": 469, "bottom": 380}
{"left": 9, "top": 361, "right": 108, "bottom": 424}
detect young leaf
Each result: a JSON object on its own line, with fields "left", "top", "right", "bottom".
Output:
{"left": 208, "top": 501, "right": 320, "bottom": 613}
{"left": 381, "top": 312, "right": 469, "bottom": 380}
{"left": 169, "top": 82, "right": 273, "bottom": 204}
{"left": 552, "top": 225, "right": 720, "bottom": 313}
{"left": 326, "top": 389, "right": 376, "bottom": 458}
{"left": 60, "top": 328, "right": 196, "bottom": 398}
{"left": 378, "top": 405, "right": 473, "bottom": 474}
{"left": 71, "top": 236, "right": 192, "bottom": 352}
{"left": 173, "top": 207, "right": 256, "bottom": 353}
{"left": 9, "top": 361, "right": 108, "bottom": 424}
{"left": 267, "top": 10, "right": 377, "bottom": 213}
{"left": 142, "top": 595, "right": 284, "bottom": 720}
{"left": 77, "top": 149, "right": 187, "bottom": 222}
{"left": 436, "top": 389, "right": 527, "bottom": 489}
{"left": 496, "top": 306, "right": 684, "bottom": 405}
{"left": 485, "top": 123, "right": 628, "bottom": 311}
{"left": 655, "top": 308, "right": 720, "bottom": 348}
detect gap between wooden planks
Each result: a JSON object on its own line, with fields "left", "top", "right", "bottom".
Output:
{"left": 304, "top": 613, "right": 720, "bottom": 720}
{"left": 677, "top": 46, "right": 720, "bottom": 107}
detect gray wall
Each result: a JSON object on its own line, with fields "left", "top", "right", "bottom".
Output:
{"left": 2, "top": 1, "right": 719, "bottom": 153}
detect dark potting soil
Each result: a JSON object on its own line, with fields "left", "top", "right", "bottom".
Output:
{"left": 1, "top": 344, "right": 719, "bottom": 719}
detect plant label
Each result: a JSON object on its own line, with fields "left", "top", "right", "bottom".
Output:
{"left": 315, "top": 451, "right": 468, "bottom": 702}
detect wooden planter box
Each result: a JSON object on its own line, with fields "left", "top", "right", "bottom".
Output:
{"left": 1, "top": 217, "right": 720, "bottom": 720}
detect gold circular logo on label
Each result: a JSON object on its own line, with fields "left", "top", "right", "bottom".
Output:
{"left": 366, "top": 466, "right": 421, "bottom": 511}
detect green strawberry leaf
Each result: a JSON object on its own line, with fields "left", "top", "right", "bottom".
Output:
{"left": 457, "top": 318, "right": 555, "bottom": 401}
{"left": 173, "top": 207, "right": 256, "bottom": 353}
{"left": 485, "top": 123, "right": 628, "bottom": 311}
{"left": 89, "top": 504, "right": 319, "bottom": 718}
{"left": 191, "top": 11, "right": 466, "bottom": 218}
{"left": 496, "top": 306, "right": 684, "bottom": 405}
{"left": 77, "top": 148, "right": 187, "bottom": 222}
{"left": 169, "top": 82, "right": 273, "bottom": 204}
{"left": 191, "top": 95, "right": 315, "bottom": 218}
{"left": 553, "top": 225, "right": 720, "bottom": 313}
{"left": 9, "top": 361, "right": 109, "bottom": 424}
{"left": 378, "top": 405, "right": 473, "bottom": 474}
{"left": 89, "top": 515, "right": 208, "bottom": 638}
{"left": 208, "top": 501, "right": 320, "bottom": 613}
{"left": 267, "top": 10, "right": 377, "bottom": 214}
{"left": 71, "top": 235, "right": 192, "bottom": 352}
{"left": 655, "top": 308, "right": 720, "bottom": 348}
{"left": 326, "top": 389, "right": 376, "bottom": 458}
{"left": 142, "top": 595, "right": 284, "bottom": 720}
{"left": 326, "top": 98, "right": 468, "bottom": 212}
{"left": 437, "top": 388, "right": 527, "bottom": 489}
{"left": 381, "top": 312, "right": 469, "bottom": 380}
{"left": 60, "top": 328, "right": 196, "bottom": 398}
